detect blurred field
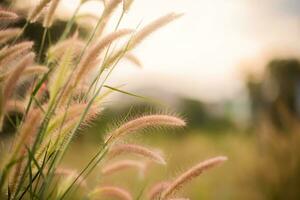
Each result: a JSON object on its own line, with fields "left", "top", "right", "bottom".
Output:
{"left": 2, "top": 1, "right": 300, "bottom": 199}
{"left": 63, "top": 129, "right": 260, "bottom": 199}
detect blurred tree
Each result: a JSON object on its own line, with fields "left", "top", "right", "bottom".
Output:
{"left": 179, "top": 98, "right": 235, "bottom": 132}
{"left": 247, "top": 58, "right": 300, "bottom": 130}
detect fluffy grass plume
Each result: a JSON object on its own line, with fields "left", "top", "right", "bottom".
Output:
{"left": 55, "top": 168, "right": 87, "bottom": 188}
{"left": 6, "top": 109, "right": 42, "bottom": 194}
{"left": 123, "top": 0, "right": 134, "bottom": 12}
{"left": 101, "top": 159, "right": 146, "bottom": 176}
{"left": 147, "top": 181, "right": 170, "bottom": 200}
{"left": 0, "top": 9, "right": 18, "bottom": 22}
{"left": 0, "top": 41, "right": 34, "bottom": 67}
{"left": 73, "top": 29, "right": 133, "bottom": 86}
{"left": 96, "top": 0, "right": 122, "bottom": 36}
{"left": 22, "top": 65, "right": 49, "bottom": 76}
{"left": 89, "top": 186, "right": 133, "bottom": 200}
{"left": 107, "top": 143, "right": 166, "bottom": 165}
{"left": 124, "top": 53, "right": 143, "bottom": 68}
{"left": 103, "top": 13, "right": 182, "bottom": 69}
{"left": 8, "top": 110, "right": 42, "bottom": 195}
{"left": 5, "top": 100, "right": 26, "bottom": 114}
{"left": 128, "top": 13, "right": 183, "bottom": 49}
{"left": 27, "top": 0, "right": 52, "bottom": 23}
{"left": 2, "top": 53, "right": 35, "bottom": 108}
{"left": 0, "top": 1, "right": 227, "bottom": 199}
{"left": 43, "top": 0, "right": 62, "bottom": 27}
{"left": 105, "top": 114, "right": 186, "bottom": 143}
{"left": 47, "top": 37, "right": 85, "bottom": 62}
{"left": 160, "top": 156, "right": 228, "bottom": 199}
{"left": 0, "top": 65, "right": 48, "bottom": 81}
{"left": 0, "top": 28, "right": 21, "bottom": 44}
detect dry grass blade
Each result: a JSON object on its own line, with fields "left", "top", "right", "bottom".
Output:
{"left": 123, "top": 0, "right": 134, "bottom": 12}
{"left": 9, "top": 109, "right": 42, "bottom": 195}
{"left": 0, "top": 65, "right": 47, "bottom": 81}
{"left": 101, "top": 159, "right": 145, "bottom": 176}
{"left": 55, "top": 168, "right": 87, "bottom": 188}
{"left": 107, "top": 144, "right": 166, "bottom": 165}
{"left": 37, "top": 104, "right": 102, "bottom": 159}
{"left": 124, "top": 53, "right": 143, "bottom": 68}
{"left": 105, "top": 114, "right": 186, "bottom": 143}
{"left": 46, "top": 103, "right": 88, "bottom": 133}
{"left": 160, "top": 156, "right": 228, "bottom": 199}
{"left": 22, "top": 65, "right": 49, "bottom": 76}
{"left": 129, "top": 13, "right": 183, "bottom": 49}
{"left": 43, "top": 0, "right": 62, "bottom": 27}
{"left": 73, "top": 29, "right": 132, "bottom": 86}
{"left": 89, "top": 186, "right": 133, "bottom": 200}
{"left": 27, "top": 0, "right": 52, "bottom": 23}
{"left": 0, "top": 28, "right": 22, "bottom": 44}
{"left": 0, "top": 9, "right": 18, "bottom": 22}
{"left": 147, "top": 181, "right": 170, "bottom": 200}
{"left": 6, "top": 100, "right": 26, "bottom": 113}
{"left": 47, "top": 37, "right": 85, "bottom": 62}
{"left": 96, "top": 0, "right": 122, "bottom": 36}
{"left": 48, "top": 45, "right": 75, "bottom": 103}
{"left": 0, "top": 41, "right": 34, "bottom": 68}
{"left": 3, "top": 52, "right": 35, "bottom": 107}
{"left": 0, "top": 41, "right": 34, "bottom": 66}
{"left": 103, "top": 13, "right": 182, "bottom": 69}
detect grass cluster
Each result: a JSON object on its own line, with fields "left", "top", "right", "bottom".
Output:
{"left": 0, "top": 1, "right": 226, "bottom": 199}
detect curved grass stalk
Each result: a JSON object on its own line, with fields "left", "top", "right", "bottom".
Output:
{"left": 160, "top": 156, "right": 227, "bottom": 199}
{"left": 89, "top": 185, "right": 133, "bottom": 200}
{"left": 59, "top": 2, "right": 82, "bottom": 41}
{"left": 26, "top": 15, "right": 120, "bottom": 195}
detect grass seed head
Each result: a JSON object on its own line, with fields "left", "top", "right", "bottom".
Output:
{"left": 108, "top": 143, "right": 166, "bottom": 165}
{"left": 160, "top": 156, "right": 228, "bottom": 199}
{"left": 0, "top": 41, "right": 34, "bottom": 68}
{"left": 0, "top": 28, "right": 22, "bottom": 44}
{"left": 43, "top": 0, "right": 62, "bottom": 27}
{"left": 90, "top": 186, "right": 133, "bottom": 200}
{"left": 147, "top": 181, "right": 170, "bottom": 200}
{"left": 129, "top": 13, "right": 183, "bottom": 49}
{"left": 101, "top": 159, "right": 146, "bottom": 176}
{"left": 124, "top": 53, "right": 143, "bottom": 68}
{"left": 0, "top": 9, "right": 19, "bottom": 22}
{"left": 96, "top": 0, "right": 122, "bottom": 36}
{"left": 105, "top": 114, "right": 186, "bottom": 143}
{"left": 3, "top": 52, "right": 35, "bottom": 107}
{"left": 27, "top": 0, "right": 52, "bottom": 23}
{"left": 73, "top": 29, "right": 133, "bottom": 87}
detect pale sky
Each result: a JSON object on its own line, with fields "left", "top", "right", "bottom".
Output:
{"left": 101, "top": 0, "right": 300, "bottom": 101}
{"left": 18, "top": 0, "right": 300, "bottom": 101}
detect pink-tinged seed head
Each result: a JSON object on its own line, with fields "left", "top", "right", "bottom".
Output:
{"left": 73, "top": 29, "right": 133, "bottom": 87}
{"left": 43, "top": 0, "right": 62, "bottom": 27}
{"left": 0, "top": 28, "right": 22, "bottom": 44}
{"left": 28, "top": 0, "right": 52, "bottom": 22}
{"left": 107, "top": 143, "right": 166, "bottom": 165}
{"left": 101, "top": 159, "right": 146, "bottom": 176}
{"left": 129, "top": 13, "right": 183, "bottom": 49}
{"left": 160, "top": 156, "right": 227, "bottom": 199}
{"left": 147, "top": 181, "right": 170, "bottom": 200}
{"left": 0, "top": 10, "right": 18, "bottom": 22}
{"left": 105, "top": 114, "right": 186, "bottom": 143}
{"left": 90, "top": 185, "right": 133, "bottom": 200}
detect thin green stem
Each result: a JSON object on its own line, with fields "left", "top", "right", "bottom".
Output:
{"left": 38, "top": 28, "right": 48, "bottom": 63}
{"left": 12, "top": 21, "right": 29, "bottom": 45}
{"left": 59, "top": 2, "right": 82, "bottom": 41}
